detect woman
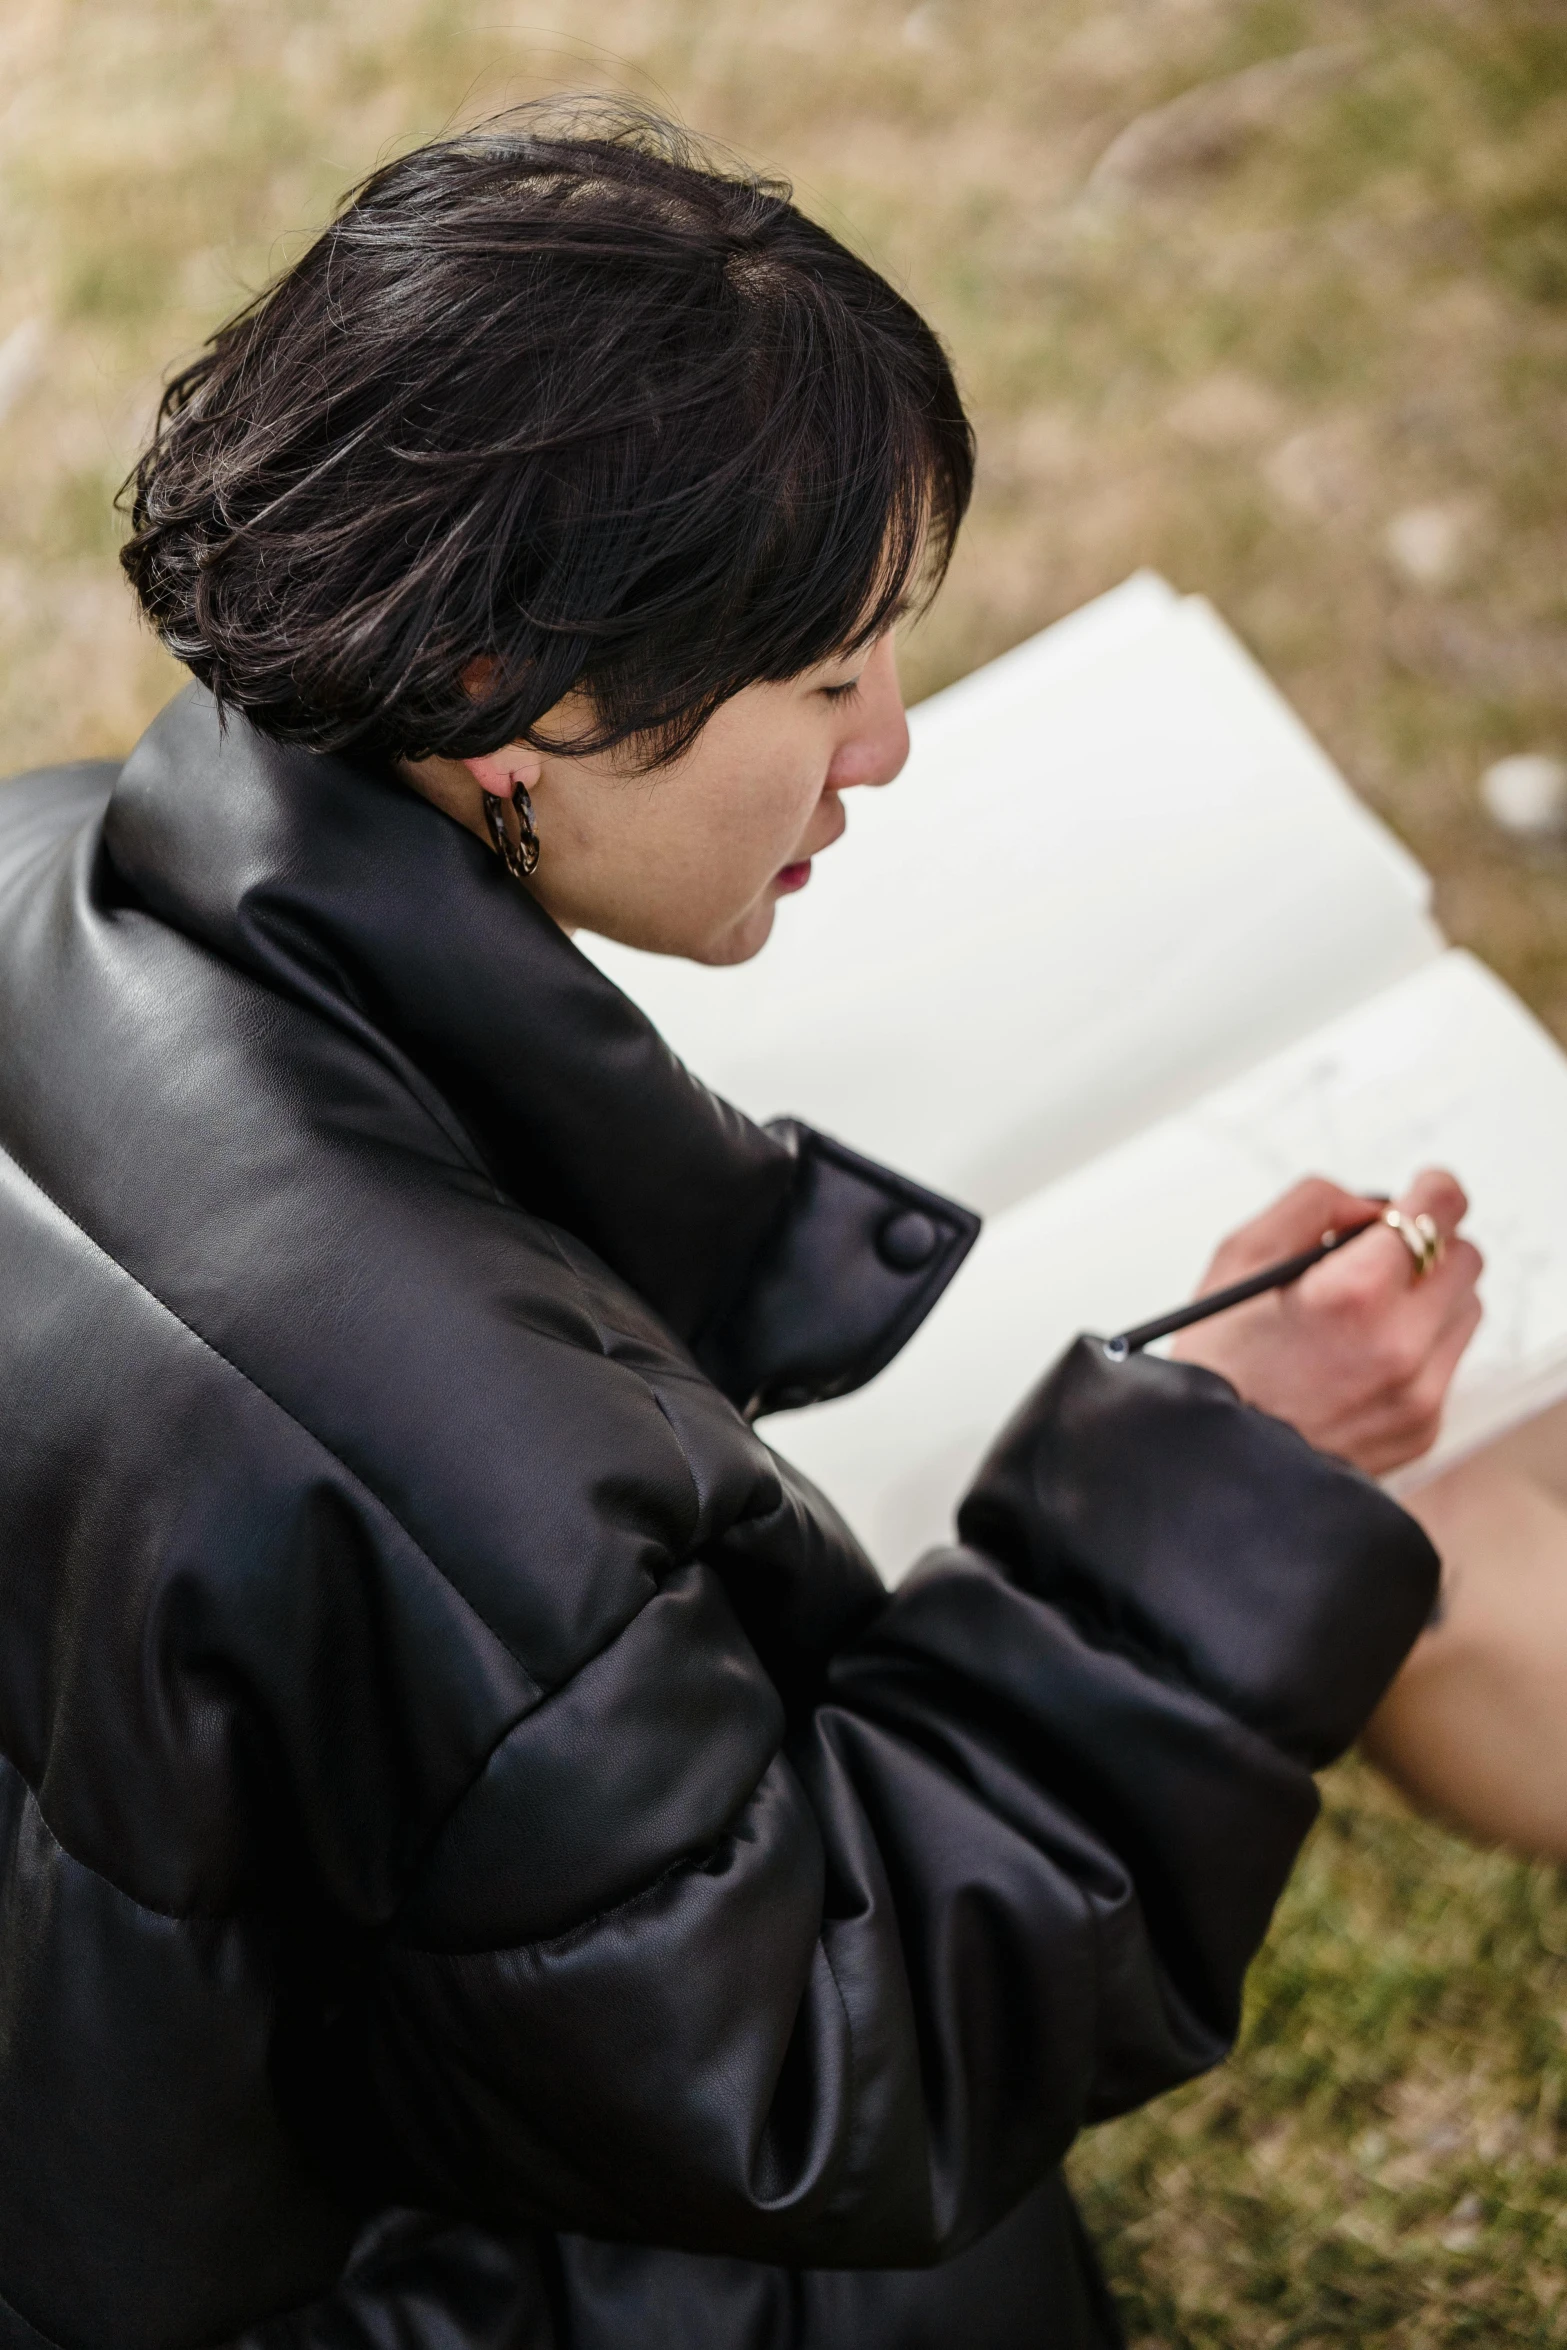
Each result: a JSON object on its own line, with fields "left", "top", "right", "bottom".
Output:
{"left": 0, "top": 108, "right": 1481, "bottom": 2350}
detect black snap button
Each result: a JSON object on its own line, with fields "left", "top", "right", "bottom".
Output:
{"left": 877, "top": 1209, "right": 939, "bottom": 1272}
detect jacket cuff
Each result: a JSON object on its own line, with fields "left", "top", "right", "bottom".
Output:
{"left": 697, "top": 1122, "right": 980, "bottom": 1421}
{"left": 956, "top": 1335, "right": 1440, "bottom": 1771}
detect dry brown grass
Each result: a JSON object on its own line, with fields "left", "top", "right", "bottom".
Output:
{"left": 4, "top": 1, "right": 1567, "bottom": 2339}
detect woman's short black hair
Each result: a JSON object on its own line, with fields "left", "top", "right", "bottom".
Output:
{"left": 120, "top": 102, "right": 974, "bottom": 764}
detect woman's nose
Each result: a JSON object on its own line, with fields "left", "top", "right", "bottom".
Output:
{"left": 830, "top": 636, "right": 910, "bottom": 793}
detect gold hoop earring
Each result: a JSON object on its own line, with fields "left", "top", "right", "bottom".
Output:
{"left": 482, "top": 779, "right": 540, "bottom": 882}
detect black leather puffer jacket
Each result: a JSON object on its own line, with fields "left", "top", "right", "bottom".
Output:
{"left": 0, "top": 688, "right": 1438, "bottom": 2350}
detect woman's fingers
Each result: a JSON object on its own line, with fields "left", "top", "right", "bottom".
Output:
{"left": 1176, "top": 1166, "right": 1484, "bottom": 1476}
{"left": 1202, "top": 1166, "right": 1471, "bottom": 1304}
{"left": 1415, "top": 1285, "right": 1487, "bottom": 1414}
{"left": 1304, "top": 1168, "right": 1479, "bottom": 1336}
{"left": 1339, "top": 1291, "right": 1486, "bottom": 1474}
{"left": 1306, "top": 1176, "right": 1484, "bottom": 1470}
{"left": 1403, "top": 1165, "right": 1470, "bottom": 1237}
{"left": 1195, "top": 1174, "right": 1384, "bottom": 1291}
{"left": 1341, "top": 1167, "right": 1471, "bottom": 1307}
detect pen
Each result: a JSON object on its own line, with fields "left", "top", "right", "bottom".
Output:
{"left": 1102, "top": 1200, "right": 1391, "bottom": 1362}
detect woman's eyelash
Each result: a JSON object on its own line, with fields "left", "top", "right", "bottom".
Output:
{"left": 821, "top": 677, "right": 863, "bottom": 704}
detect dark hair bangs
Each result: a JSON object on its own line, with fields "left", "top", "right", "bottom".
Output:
{"left": 121, "top": 103, "right": 975, "bottom": 766}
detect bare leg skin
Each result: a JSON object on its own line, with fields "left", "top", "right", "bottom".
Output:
{"left": 1487, "top": 1395, "right": 1567, "bottom": 1507}
{"left": 1365, "top": 1420, "right": 1567, "bottom": 1857}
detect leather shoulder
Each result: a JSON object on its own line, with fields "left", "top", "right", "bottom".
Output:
{"left": 0, "top": 761, "right": 119, "bottom": 876}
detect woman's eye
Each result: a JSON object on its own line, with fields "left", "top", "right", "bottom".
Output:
{"left": 821, "top": 677, "right": 863, "bottom": 705}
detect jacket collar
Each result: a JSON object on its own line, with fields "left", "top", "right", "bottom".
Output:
{"left": 104, "top": 687, "right": 978, "bottom": 1416}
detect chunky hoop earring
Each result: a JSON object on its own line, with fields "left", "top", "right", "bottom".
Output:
{"left": 482, "top": 779, "right": 540, "bottom": 882}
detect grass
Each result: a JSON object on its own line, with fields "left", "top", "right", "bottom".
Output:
{"left": 3, "top": 0, "right": 1567, "bottom": 2338}
{"left": 1071, "top": 1759, "right": 1567, "bottom": 2344}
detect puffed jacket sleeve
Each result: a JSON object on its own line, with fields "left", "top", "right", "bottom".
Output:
{"left": 361, "top": 1338, "right": 1438, "bottom": 2267}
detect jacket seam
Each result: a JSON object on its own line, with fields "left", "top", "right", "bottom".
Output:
{"left": 1, "top": 1142, "right": 720, "bottom": 1942}
{"left": 810, "top": 1924, "right": 863, "bottom": 2215}
{"left": 372, "top": 1219, "right": 708, "bottom": 1908}
{"left": 0, "top": 1135, "right": 546, "bottom": 1705}
{"left": 382, "top": 1566, "right": 705, "bottom": 1940}
{"left": 391, "top": 1770, "right": 864, "bottom": 2231}
{"left": 0, "top": 1741, "right": 213, "bottom": 1931}
{"left": 379, "top": 1234, "right": 735, "bottom": 1939}
{"left": 539, "top": 1224, "right": 705, "bottom": 1555}
{"left": 392, "top": 1754, "right": 786, "bottom": 1960}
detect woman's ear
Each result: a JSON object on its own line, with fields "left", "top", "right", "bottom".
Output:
{"left": 454, "top": 655, "right": 545, "bottom": 800}
{"left": 460, "top": 746, "right": 544, "bottom": 800}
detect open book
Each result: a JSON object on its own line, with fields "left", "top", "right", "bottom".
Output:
{"left": 584, "top": 576, "right": 1567, "bottom": 1578}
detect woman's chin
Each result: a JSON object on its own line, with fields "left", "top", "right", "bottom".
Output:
{"left": 685, "top": 899, "right": 777, "bottom": 968}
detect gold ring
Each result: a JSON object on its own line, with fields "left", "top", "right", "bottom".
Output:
{"left": 1382, "top": 1206, "right": 1444, "bottom": 1280}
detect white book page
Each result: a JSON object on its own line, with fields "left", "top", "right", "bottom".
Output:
{"left": 764, "top": 952, "right": 1567, "bottom": 1581}
{"left": 583, "top": 584, "right": 1441, "bottom": 1214}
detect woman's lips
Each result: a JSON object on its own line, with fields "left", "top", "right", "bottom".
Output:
{"left": 776, "top": 801, "right": 845, "bottom": 896}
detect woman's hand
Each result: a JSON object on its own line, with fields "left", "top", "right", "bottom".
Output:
{"left": 1171, "top": 1170, "right": 1483, "bottom": 1476}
